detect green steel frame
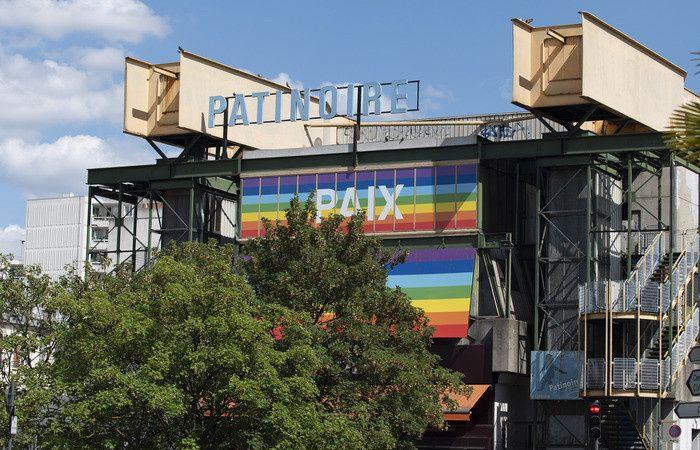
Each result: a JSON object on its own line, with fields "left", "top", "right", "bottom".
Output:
{"left": 85, "top": 157, "right": 239, "bottom": 272}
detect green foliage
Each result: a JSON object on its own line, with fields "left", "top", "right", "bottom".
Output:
{"left": 1, "top": 255, "right": 60, "bottom": 449}
{"left": 665, "top": 52, "right": 700, "bottom": 162}
{"left": 665, "top": 100, "right": 700, "bottom": 162}
{"left": 242, "top": 196, "right": 465, "bottom": 449}
{"left": 51, "top": 241, "right": 378, "bottom": 449}
{"left": 1, "top": 197, "right": 465, "bottom": 449}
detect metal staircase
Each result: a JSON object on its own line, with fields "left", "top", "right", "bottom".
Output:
{"left": 581, "top": 231, "right": 700, "bottom": 395}
{"left": 600, "top": 398, "right": 649, "bottom": 450}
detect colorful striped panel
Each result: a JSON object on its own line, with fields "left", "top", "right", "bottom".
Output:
{"left": 239, "top": 163, "right": 478, "bottom": 238}
{"left": 387, "top": 247, "right": 475, "bottom": 338}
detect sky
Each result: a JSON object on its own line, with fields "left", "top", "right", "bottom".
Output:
{"left": 0, "top": 0, "right": 698, "bottom": 257}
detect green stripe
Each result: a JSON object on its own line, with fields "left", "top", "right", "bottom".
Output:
{"left": 400, "top": 285, "right": 471, "bottom": 300}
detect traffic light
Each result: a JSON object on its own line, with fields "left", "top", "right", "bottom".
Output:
{"left": 588, "top": 400, "right": 601, "bottom": 441}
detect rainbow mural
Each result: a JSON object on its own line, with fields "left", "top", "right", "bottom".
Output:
{"left": 387, "top": 247, "right": 475, "bottom": 338}
{"left": 240, "top": 162, "right": 477, "bottom": 238}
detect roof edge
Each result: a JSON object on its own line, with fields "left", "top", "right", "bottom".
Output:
{"left": 579, "top": 11, "right": 687, "bottom": 78}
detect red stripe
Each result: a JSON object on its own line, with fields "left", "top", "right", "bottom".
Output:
{"left": 432, "top": 323, "right": 468, "bottom": 338}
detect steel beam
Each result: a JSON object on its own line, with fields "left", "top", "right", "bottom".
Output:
{"left": 240, "top": 133, "right": 673, "bottom": 174}
{"left": 87, "top": 159, "right": 240, "bottom": 185}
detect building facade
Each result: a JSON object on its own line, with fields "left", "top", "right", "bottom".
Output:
{"left": 24, "top": 194, "right": 160, "bottom": 279}
{"left": 38, "top": 11, "right": 700, "bottom": 450}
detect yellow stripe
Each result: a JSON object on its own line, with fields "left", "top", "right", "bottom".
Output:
{"left": 457, "top": 201, "right": 477, "bottom": 212}
{"left": 435, "top": 203, "right": 456, "bottom": 213}
{"left": 414, "top": 204, "right": 436, "bottom": 214}
{"left": 241, "top": 212, "right": 260, "bottom": 222}
{"left": 410, "top": 299, "right": 470, "bottom": 313}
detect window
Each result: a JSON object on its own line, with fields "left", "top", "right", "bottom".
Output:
{"left": 89, "top": 252, "right": 108, "bottom": 263}
{"left": 92, "top": 227, "right": 108, "bottom": 242}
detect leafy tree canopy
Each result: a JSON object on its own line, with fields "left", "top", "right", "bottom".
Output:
{"left": 1, "top": 198, "right": 464, "bottom": 449}
{"left": 241, "top": 197, "right": 464, "bottom": 449}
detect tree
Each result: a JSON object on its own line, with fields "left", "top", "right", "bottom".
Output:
{"left": 0, "top": 255, "right": 59, "bottom": 450}
{"left": 25, "top": 243, "right": 368, "bottom": 449}
{"left": 665, "top": 52, "right": 700, "bottom": 161}
{"left": 241, "top": 197, "right": 465, "bottom": 449}
{"left": 2, "top": 199, "right": 464, "bottom": 449}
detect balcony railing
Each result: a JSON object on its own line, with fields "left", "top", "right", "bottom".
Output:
{"left": 579, "top": 231, "right": 699, "bottom": 315}
{"left": 585, "top": 308, "right": 699, "bottom": 394}
{"left": 586, "top": 357, "right": 661, "bottom": 391}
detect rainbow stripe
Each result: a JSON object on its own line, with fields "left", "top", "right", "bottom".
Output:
{"left": 387, "top": 247, "right": 475, "bottom": 338}
{"left": 240, "top": 163, "right": 477, "bottom": 238}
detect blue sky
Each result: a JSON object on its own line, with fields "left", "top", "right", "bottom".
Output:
{"left": 0, "top": 0, "right": 698, "bottom": 256}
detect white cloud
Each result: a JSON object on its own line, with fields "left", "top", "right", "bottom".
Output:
{"left": 0, "top": 0, "right": 168, "bottom": 43}
{"left": 0, "top": 49, "right": 122, "bottom": 130}
{"left": 71, "top": 46, "right": 125, "bottom": 72}
{"left": 424, "top": 85, "right": 454, "bottom": 101}
{"left": 271, "top": 72, "right": 304, "bottom": 90}
{"left": 0, "top": 224, "right": 25, "bottom": 259}
{"left": 0, "top": 135, "right": 150, "bottom": 197}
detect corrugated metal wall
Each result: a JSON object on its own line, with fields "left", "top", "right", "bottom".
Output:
{"left": 335, "top": 112, "right": 564, "bottom": 144}
{"left": 24, "top": 196, "right": 87, "bottom": 279}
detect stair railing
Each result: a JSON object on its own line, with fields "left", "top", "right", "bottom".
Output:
{"left": 620, "top": 231, "right": 665, "bottom": 312}
{"left": 661, "top": 231, "right": 699, "bottom": 314}
{"left": 579, "top": 232, "right": 665, "bottom": 314}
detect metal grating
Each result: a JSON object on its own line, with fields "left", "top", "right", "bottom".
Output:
{"left": 586, "top": 358, "right": 605, "bottom": 389}
{"left": 613, "top": 358, "right": 637, "bottom": 389}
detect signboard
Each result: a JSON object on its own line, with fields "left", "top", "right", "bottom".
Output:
{"left": 686, "top": 369, "right": 700, "bottom": 396}
{"left": 689, "top": 346, "right": 700, "bottom": 363}
{"left": 240, "top": 163, "right": 477, "bottom": 239}
{"left": 675, "top": 402, "right": 700, "bottom": 419}
{"left": 208, "top": 80, "right": 420, "bottom": 127}
{"left": 386, "top": 247, "right": 475, "bottom": 338}
{"left": 669, "top": 424, "right": 681, "bottom": 441}
{"left": 530, "top": 351, "right": 582, "bottom": 400}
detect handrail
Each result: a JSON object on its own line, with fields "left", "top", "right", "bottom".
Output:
{"left": 625, "top": 232, "right": 664, "bottom": 298}
{"left": 661, "top": 231, "right": 699, "bottom": 314}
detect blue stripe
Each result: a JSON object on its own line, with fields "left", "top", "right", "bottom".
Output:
{"left": 389, "top": 259, "right": 475, "bottom": 275}
{"left": 261, "top": 185, "right": 277, "bottom": 195}
{"left": 387, "top": 272, "right": 473, "bottom": 288}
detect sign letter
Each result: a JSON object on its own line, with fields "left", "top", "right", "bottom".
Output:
{"left": 290, "top": 89, "right": 310, "bottom": 122}
{"left": 319, "top": 85, "right": 338, "bottom": 120}
{"left": 339, "top": 187, "right": 358, "bottom": 217}
{"left": 275, "top": 90, "right": 283, "bottom": 123}
{"left": 363, "top": 82, "right": 382, "bottom": 116}
{"left": 390, "top": 80, "right": 408, "bottom": 114}
{"left": 378, "top": 184, "right": 404, "bottom": 220}
{"left": 208, "top": 95, "right": 226, "bottom": 128}
{"left": 228, "top": 93, "right": 250, "bottom": 126}
{"left": 315, "top": 189, "right": 336, "bottom": 223}
{"left": 251, "top": 91, "right": 269, "bottom": 124}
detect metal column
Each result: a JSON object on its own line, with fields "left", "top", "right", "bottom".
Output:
{"left": 116, "top": 183, "right": 123, "bottom": 265}
{"left": 188, "top": 185, "right": 195, "bottom": 242}
{"left": 534, "top": 168, "right": 541, "bottom": 351}
{"left": 131, "top": 200, "right": 138, "bottom": 271}
{"left": 146, "top": 189, "right": 153, "bottom": 268}
{"left": 85, "top": 186, "right": 93, "bottom": 269}
{"left": 627, "top": 154, "right": 633, "bottom": 275}
{"left": 668, "top": 155, "right": 676, "bottom": 375}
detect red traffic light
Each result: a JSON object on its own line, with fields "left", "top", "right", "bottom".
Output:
{"left": 589, "top": 403, "right": 601, "bottom": 415}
